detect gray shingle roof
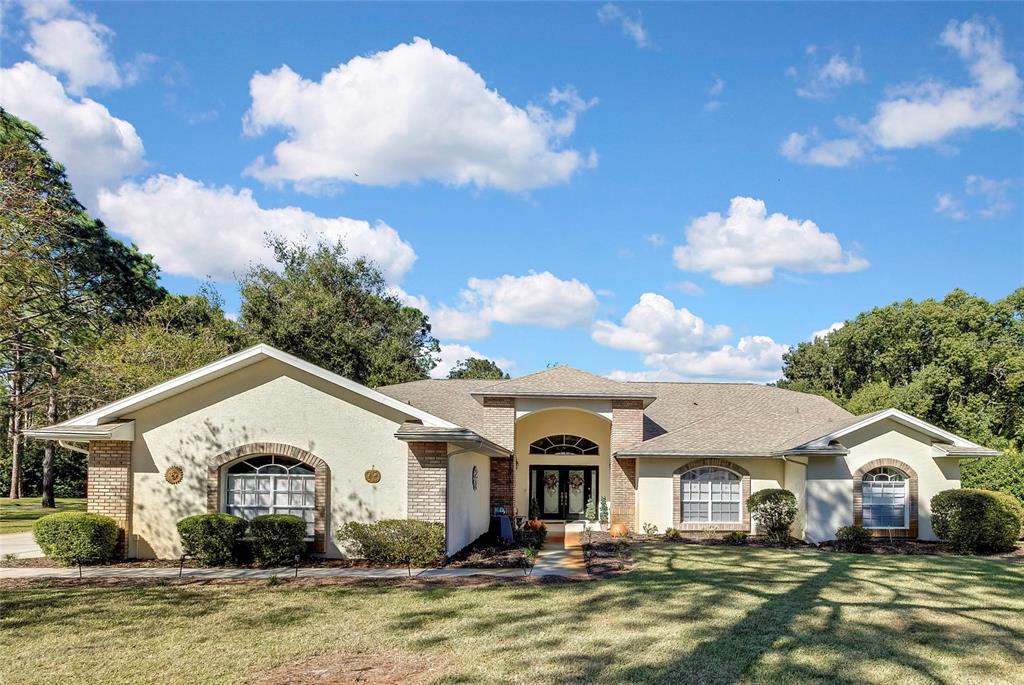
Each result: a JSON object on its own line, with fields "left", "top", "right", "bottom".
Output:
{"left": 379, "top": 369, "right": 854, "bottom": 456}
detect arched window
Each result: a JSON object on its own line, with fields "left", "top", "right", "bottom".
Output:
{"left": 681, "top": 467, "right": 741, "bottom": 523}
{"left": 225, "top": 456, "right": 315, "bottom": 537}
{"left": 861, "top": 466, "right": 908, "bottom": 529}
{"left": 529, "top": 435, "right": 599, "bottom": 455}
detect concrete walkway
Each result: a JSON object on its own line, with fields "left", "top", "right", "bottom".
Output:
{"left": 0, "top": 533, "right": 43, "bottom": 560}
{"left": 531, "top": 521, "right": 588, "bottom": 577}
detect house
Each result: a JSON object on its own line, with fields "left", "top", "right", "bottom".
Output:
{"left": 25, "top": 344, "right": 999, "bottom": 559}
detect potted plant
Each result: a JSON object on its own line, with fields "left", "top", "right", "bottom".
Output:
{"left": 528, "top": 498, "right": 543, "bottom": 530}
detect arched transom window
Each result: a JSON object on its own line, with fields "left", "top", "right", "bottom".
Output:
{"left": 225, "top": 456, "right": 314, "bottom": 537}
{"left": 529, "top": 434, "right": 599, "bottom": 455}
{"left": 681, "top": 467, "right": 741, "bottom": 523}
{"left": 861, "top": 466, "right": 908, "bottom": 529}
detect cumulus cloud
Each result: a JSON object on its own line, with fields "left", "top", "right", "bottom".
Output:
{"left": 788, "top": 46, "right": 865, "bottom": 100}
{"left": 672, "top": 196, "right": 869, "bottom": 286}
{"left": 96, "top": 174, "right": 417, "bottom": 283}
{"left": 609, "top": 335, "right": 790, "bottom": 383}
{"left": 669, "top": 280, "right": 705, "bottom": 296}
{"left": 429, "top": 271, "right": 599, "bottom": 340}
{"left": 0, "top": 61, "right": 145, "bottom": 208}
{"left": 242, "top": 38, "right": 596, "bottom": 192}
{"left": 592, "top": 293, "right": 731, "bottom": 354}
{"left": 782, "top": 19, "right": 1022, "bottom": 166}
{"left": 597, "top": 3, "right": 651, "bottom": 49}
{"left": 811, "top": 321, "right": 844, "bottom": 340}
{"left": 430, "top": 344, "right": 515, "bottom": 380}
{"left": 935, "top": 175, "right": 1016, "bottom": 220}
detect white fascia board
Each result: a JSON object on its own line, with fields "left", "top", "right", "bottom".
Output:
{"left": 24, "top": 421, "right": 135, "bottom": 442}
{"left": 60, "top": 345, "right": 456, "bottom": 429}
{"left": 803, "top": 408, "right": 984, "bottom": 450}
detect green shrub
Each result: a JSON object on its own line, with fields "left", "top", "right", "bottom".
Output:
{"left": 176, "top": 513, "right": 248, "bottom": 566}
{"left": 748, "top": 488, "right": 798, "bottom": 543}
{"left": 834, "top": 525, "right": 872, "bottom": 553}
{"left": 664, "top": 527, "right": 682, "bottom": 540}
{"left": 337, "top": 519, "right": 446, "bottom": 566}
{"left": 724, "top": 531, "right": 748, "bottom": 545}
{"left": 961, "top": 451, "right": 1024, "bottom": 507}
{"left": 642, "top": 522, "right": 659, "bottom": 535}
{"left": 248, "top": 514, "right": 308, "bottom": 566}
{"left": 932, "top": 489, "right": 1024, "bottom": 554}
{"left": 516, "top": 522, "right": 547, "bottom": 549}
{"left": 33, "top": 512, "right": 118, "bottom": 565}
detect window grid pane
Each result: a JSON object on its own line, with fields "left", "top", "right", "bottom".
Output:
{"left": 227, "top": 470, "right": 315, "bottom": 537}
{"left": 681, "top": 467, "right": 741, "bottom": 523}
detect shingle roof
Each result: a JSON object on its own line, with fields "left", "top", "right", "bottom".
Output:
{"left": 470, "top": 366, "right": 655, "bottom": 401}
{"left": 379, "top": 371, "right": 854, "bottom": 456}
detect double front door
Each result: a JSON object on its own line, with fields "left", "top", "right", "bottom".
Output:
{"left": 529, "top": 465, "right": 598, "bottom": 520}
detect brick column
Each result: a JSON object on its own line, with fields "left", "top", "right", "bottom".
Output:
{"left": 610, "top": 400, "right": 644, "bottom": 530}
{"left": 407, "top": 442, "right": 448, "bottom": 524}
{"left": 481, "top": 397, "right": 515, "bottom": 514}
{"left": 87, "top": 440, "right": 133, "bottom": 558}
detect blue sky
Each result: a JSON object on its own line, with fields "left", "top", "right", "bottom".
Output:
{"left": 2, "top": 1, "right": 1022, "bottom": 381}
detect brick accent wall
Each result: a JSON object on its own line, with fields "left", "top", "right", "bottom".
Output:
{"left": 610, "top": 400, "right": 644, "bottom": 529}
{"left": 671, "top": 458, "right": 752, "bottom": 532}
{"left": 407, "top": 442, "right": 448, "bottom": 524}
{"left": 87, "top": 440, "right": 133, "bottom": 558}
{"left": 207, "top": 442, "right": 330, "bottom": 553}
{"left": 481, "top": 397, "right": 515, "bottom": 513}
{"left": 853, "top": 458, "right": 919, "bottom": 538}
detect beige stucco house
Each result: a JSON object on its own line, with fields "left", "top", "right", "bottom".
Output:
{"left": 26, "top": 344, "right": 999, "bottom": 559}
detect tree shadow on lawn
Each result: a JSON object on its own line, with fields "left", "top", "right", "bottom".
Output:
{"left": 387, "top": 543, "right": 1024, "bottom": 684}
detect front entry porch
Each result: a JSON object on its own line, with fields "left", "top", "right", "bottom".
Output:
{"left": 528, "top": 465, "right": 598, "bottom": 521}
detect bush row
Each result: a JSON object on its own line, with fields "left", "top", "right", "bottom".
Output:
{"left": 176, "top": 513, "right": 309, "bottom": 566}
{"left": 336, "top": 520, "right": 446, "bottom": 566}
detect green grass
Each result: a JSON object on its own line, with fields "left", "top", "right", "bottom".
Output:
{"left": 0, "top": 497, "right": 86, "bottom": 534}
{"left": 2, "top": 543, "right": 1023, "bottom": 684}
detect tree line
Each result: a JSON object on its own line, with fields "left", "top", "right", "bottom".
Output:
{"left": 1, "top": 110, "right": 504, "bottom": 503}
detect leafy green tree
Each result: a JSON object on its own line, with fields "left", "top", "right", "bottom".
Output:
{"left": 1, "top": 111, "right": 163, "bottom": 503}
{"left": 778, "top": 288, "right": 1024, "bottom": 451}
{"left": 447, "top": 357, "right": 509, "bottom": 380}
{"left": 239, "top": 238, "right": 438, "bottom": 387}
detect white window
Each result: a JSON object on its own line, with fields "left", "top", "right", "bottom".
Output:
{"left": 225, "top": 456, "right": 315, "bottom": 537}
{"left": 862, "top": 467, "right": 908, "bottom": 529}
{"left": 681, "top": 467, "right": 741, "bottom": 523}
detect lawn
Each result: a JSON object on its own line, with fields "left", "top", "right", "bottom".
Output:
{"left": 0, "top": 497, "right": 86, "bottom": 534}
{"left": 2, "top": 543, "right": 1022, "bottom": 684}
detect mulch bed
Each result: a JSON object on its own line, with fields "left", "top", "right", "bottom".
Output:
{"left": 582, "top": 531, "right": 635, "bottom": 579}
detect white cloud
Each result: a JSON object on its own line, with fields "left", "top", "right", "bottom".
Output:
{"left": 430, "top": 271, "right": 599, "bottom": 340}
{"left": 430, "top": 344, "right": 515, "bottom": 379}
{"left": 609, "top": 335, "right": 789, "bottom": 383}
{"left": 782, "top": 20, "right": 1022, "bottom": 166}
{"left": 0, "top": 61, "right": 145, "bottom": 209}
{"left": 936, "top": 175, "right": 1016, "bottom": 220}
{"left": 96, "top": 174, "right": 417, "bottom": 283}
{"left": 780, "top": 130, "right": 867, "bottom": 167}
{"left": 672, "top": 196, "right": 869, "bottom": 286}
{"left": 790, "top": 47, "right": 865, "bottom": 100}
{"left": 705, "top": 75, "right": 726, "bottom": 111}
{"left": 597, "top": 3, "right": 651, "bottom": 49}
{"left": 644, "top": 233, "right": 666, "bottom": 246}
{"left": 668, "top": 280, "right": 705, "bottom": 296}
{"left": 592, "top": 293, "right": 731, "bottom": 354}
{"left": 811, "top": 321, "right": 844, "bottom": 340}
{"left": 242, "top": 38, "right": 596, "bottom": 192}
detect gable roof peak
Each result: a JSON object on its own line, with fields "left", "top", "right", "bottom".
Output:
{"left": 470, "top": 365, "right": 656, "bottom": 404}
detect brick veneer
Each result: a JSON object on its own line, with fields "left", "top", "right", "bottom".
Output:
{"left": 87, "top": 440, "right": 133, "bottom": 558}
{"left": 853, "top": 458, "right": 918, "bottom": 538}
{"left": 207, "top": 442, "right": 330, "bottom": 553}
{"left": 481, "top": 397, "right": 515, "bottom": 513}
{"left": 408, "top": 442, "right": 448, "bottom": 524}
{"left": 610, "top": 400, "right": 644, "bottom": 529}
{"left": 671, "top": 458, "right": 752, "bottom": 532}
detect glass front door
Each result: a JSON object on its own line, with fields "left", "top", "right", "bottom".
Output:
{"left": 530, "top": 466, "right": 598, "bottom": 520}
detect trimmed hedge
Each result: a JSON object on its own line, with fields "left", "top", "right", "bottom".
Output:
{"left": 834, "top": 525, "right": 872, "bottom": 553}
{"left": 961, "top": 452, "right": 1024, "bottom": 507}
{"left": 33, "top": 512, "right": 119, "bottom": 565}
{"left": 932, "top": 488, "right": 1024, "bottom": 554}
{"left": 747, "top": 488, "right": 798, "bottom": 543}
{"left": 248, "top": 514, "right": 308, "bottom": 566}
{"left": 337, "top": 520, "right": 446, "bottom": 566}
{"left": 177, "top": 513, "right": 248, "bottom": 566}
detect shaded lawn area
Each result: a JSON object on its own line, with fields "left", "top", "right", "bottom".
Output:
{"left": 0, "top": 498, "right": 86, "bottom": 534}
{"left": 2, "top": 543, "right": 1023, "bottom": 685}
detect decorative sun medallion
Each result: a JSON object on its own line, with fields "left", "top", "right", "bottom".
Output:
{"left": 472, "top": 465, "right": 479, "bottom": 491}
{"left": 165, "top": 465, "right": 184, "bottom": 485}
{"left": 364, "top": 468, "right": 381, "bottom": 484}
